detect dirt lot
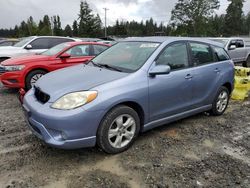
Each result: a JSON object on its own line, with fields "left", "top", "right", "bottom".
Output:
{"left": 0, "top": 85, "right": 249, "bottom": 188}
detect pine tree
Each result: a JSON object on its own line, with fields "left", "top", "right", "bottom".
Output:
{"left": 72, "top": 20, "right": 78, "bottom": 37}
{"left": 78, "top": 1, "right": 103, "bottom": 37}
{"left": 27, "top": 16, "right": 37, "bottom": 35}
{"left": 224, "top": 0, "right": 245, "bottom": 36}
{"left": 64, "top": 25, "right": 73, "bottom": 37}
{"left": 38, "top": 15, "right": 52, "bottom": 35}
{"left": 52, "top": 15, "right": 63, "bottom": 36}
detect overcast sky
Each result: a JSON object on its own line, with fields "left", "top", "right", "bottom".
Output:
{"left": 0, "top": 0, "right": 250, "bottom": 29}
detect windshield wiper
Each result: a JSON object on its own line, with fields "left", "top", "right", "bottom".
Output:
{"left": 88, "top": 61, "right": 122, "bottom": 72}
{"left": 100, "top": 64, "right": 122, "bottom": 72}
{"left": 88, "top": 60, "right": 102, "bottom": 68}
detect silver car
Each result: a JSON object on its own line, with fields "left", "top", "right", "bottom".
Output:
{"left": 211, "top": 37, "right": 250, "bottom": 67}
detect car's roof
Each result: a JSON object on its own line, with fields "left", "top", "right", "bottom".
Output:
{"left": 123, "top": 36, "right": 224, "bottom": 47}
{"left": 63, "top": 41, "right": 111, "bottom": 46}
{"left": 211, "top": 37, "right": 244, "bottom": 40}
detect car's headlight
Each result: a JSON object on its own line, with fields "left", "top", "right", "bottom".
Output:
{"left": 4, "top": 65, "right": 25, "bottom": 71}
{"left": 51, "top": 91, "right": 98, "bottom": 110}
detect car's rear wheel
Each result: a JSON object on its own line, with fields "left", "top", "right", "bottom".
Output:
{"left": 210, "top": 86, "right": 229, "bottom": 116}
{"left": 97, "top": 105, "right": 140, "bottom": 154}
{"left": 25, "top": 70, "right": 47, "bottom": 90}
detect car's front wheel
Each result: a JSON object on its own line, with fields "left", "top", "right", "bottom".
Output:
{"left": 25, "top": 70, "right": 47, "bottom": 90}
{"left": 210, "top": 86, "right": 229, "bottom": 116}
{"left": 97, "top": 105, "right": 140, "bottom": 154}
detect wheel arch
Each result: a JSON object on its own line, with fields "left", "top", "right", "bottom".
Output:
{"left": 101, "top": 101, "right": 146, "bottom": 132}
{"left": 222, "top": 82, "right": 233, "bottom": 94}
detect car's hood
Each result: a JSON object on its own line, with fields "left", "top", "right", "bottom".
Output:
{"left": 0, "top": 46, "right": 23, "bottom": 54}
{"left": 35, "top": 64, "right": 129, "bottom": 101}
{"left": 1, "top": 54, "right": 50, "bottom": 65}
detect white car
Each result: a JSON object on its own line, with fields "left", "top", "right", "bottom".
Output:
{"left": 0, "top": 36, "right": 79, "bottom": 62}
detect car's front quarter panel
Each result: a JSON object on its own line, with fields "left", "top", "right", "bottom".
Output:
{"left": 87, "top": 70, "right": 150, "bottom": 123}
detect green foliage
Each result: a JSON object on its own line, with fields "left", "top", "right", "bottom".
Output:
{"left": 224, "top": 0, "right": 245, "bottom": 36}
{"left": 72, "top": 20, "right": 78, "bottom": 37}
{"left": 78, "top": 1, "right": 102, "bottom": 37}
{"left": 52, "top": 15, "right": 63, "bottom": 36}
{"left": 170, "top": 0, "right": 220, "bottom": 36}
{"left": 64, "top": 25, "right": 73, "bottom": 37}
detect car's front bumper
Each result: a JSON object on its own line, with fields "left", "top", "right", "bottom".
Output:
{"left": 23, "top": 90, "right": 105, "bottom": 149}
{"left": 0, "top": 71, "right": 25, "bottom": 88}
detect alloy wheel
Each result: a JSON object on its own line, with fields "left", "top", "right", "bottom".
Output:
{"left": 108, "top": 114, "right": 136, "bottom": 149}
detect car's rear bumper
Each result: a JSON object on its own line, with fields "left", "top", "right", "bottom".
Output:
{"left": 22, "top": 90, "right": 104, "bottom": 149}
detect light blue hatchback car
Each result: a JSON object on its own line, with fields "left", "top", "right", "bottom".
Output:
{"left": 23, "top": 37, "right": 234, "bottom": 154}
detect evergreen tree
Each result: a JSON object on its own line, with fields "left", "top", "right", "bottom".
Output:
{"left": 52, "top": 15, "right": 63, "bottom": 36}
{"left": 78, "top": 1, "right": 103, "bottom": 37}
{"left": 38, "top": 15, "right": 52, "bottom": 35}
{"left": 27, "top": 16, "right": 37, "bottom": 35}
{"left": 64, "top": 25, "right": 73, "bottom": 37}
{"left": 170, "top": 0, "right": 220, "bottom": 36}
{"left": 224, "top": 0, "right": 245, "bottom": 36}
{"left": 72, "top": 20, "right": 78, "bottom": 37}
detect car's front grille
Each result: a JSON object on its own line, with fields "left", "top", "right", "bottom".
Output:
{"left": 34, "top": 87, "right": 50, "bottom": 104}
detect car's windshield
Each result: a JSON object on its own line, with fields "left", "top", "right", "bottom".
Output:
{"left": 91, "top": 42, "right": 160, "bottom": 72}
{"left": 210, "top": 39, "right": 229, "bottom": 46}
{"left": 41, "top": 43, "right": 70, "bottom": 56}
{"left": 14, "top": 36, "right": 35, "bottom": 47}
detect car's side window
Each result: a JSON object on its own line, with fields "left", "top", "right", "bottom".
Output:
{"left": 155, "top": 42, "right": 189, "bottom": 70}
{"left": 190, "top": 42, "right": 214, "bottom": 66}
{"left": 236, "top": 40, "right": 244, "bottom": 48}
{"left": 213, "top": 46, "right": 230, "bottom": 61}
{"left": 49, "top": 38, "right": 73, "bottom": 48}
{"left": 66, "top": 45, "right": 90, "bottom": 57}
{"left": 92, "top": 45, "right": 109, "bottom": 56}
{"left": 30, "top": 38, "right": 50, "bottom": 49}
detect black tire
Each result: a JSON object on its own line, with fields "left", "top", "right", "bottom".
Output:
{"left": 97, "top": 105, "right": 140, "bottom": 154}
{"left": 243, "top": 56, "right": 250, "bottom": 67}
{"left": 210, "top": 86, "right": 229, "bottom": 116}
{"left": 25, "top": 70, "right": 47, "bottom": 90}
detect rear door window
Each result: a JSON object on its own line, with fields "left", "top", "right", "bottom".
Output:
{"left": 156, "top": 42, "right": 189, "bottom": 70}
{"left": 49, "top": 38, "right": 74, "bottom": 48}
{"left": 66, "top": 45, "right": 90, "bottom": 57}
{"left": 189, "top": 42, "right": 214, "bottom": 66}
{"left": 213, "top": 46, "right": 230, "bottom": 61}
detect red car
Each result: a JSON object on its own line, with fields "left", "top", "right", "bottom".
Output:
{"left": 0, "top": 42, "right": 110, "bottom": 90}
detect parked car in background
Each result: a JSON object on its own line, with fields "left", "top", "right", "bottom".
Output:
{"left": 23, "top": 37, "right": 234, "bottom": 154}
{"left": 0, "top": 39, "right": 19, "bottom": 46}
{"left": 210, "top": 37, "right": 250, "bottom": 67}
{"left": 0, "top": 36, "right": 79, "bottom": 63}
{"left": 0, "top": 42, "right": 110, "bottom": 89}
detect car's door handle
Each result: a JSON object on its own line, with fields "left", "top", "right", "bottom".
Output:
{"left": 185, "top": 74, "right": 193, "bottom": 79}
{"left": 214, "top": 68, "right": 221, "bottom": 73}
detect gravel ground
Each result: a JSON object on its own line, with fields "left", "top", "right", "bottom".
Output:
{"left": 0, "top": 85, "right": 249, "bottom": 188}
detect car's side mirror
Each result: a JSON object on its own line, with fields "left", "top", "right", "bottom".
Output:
{"left": 149, "top": 65, "right": 171, "bottom": 76}
{"left": 229, "top": 45, "right": 236, "bottom": 50}
{"left": 60, "top": 53, "right": 71, "bottom": 59}
{"left": 25, "top": 44, "right": 32, "bottom": 50}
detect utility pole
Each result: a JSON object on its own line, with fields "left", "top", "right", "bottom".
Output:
{"left": 103, "top": 8, "right": 109, "bottom": 38}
